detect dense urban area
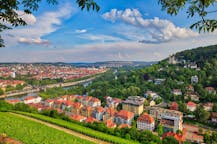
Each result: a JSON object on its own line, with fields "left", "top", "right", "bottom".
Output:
{"left": 0, "top": 45, "right": 217, "bottom": 144}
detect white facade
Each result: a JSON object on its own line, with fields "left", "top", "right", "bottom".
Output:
{"left": 137, "top": 121, "right": 155, "bottom": 131}
{"left": 24, "top": 96, "right": 42, "bottom": 104}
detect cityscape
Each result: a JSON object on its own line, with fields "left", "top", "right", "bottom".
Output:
{"left": 0, "top": 0, "right": 217, "bottom": 144}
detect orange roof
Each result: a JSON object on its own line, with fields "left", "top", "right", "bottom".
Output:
{"left": 71, "top": 114, "right": 86, "bottom": 121}
{"left": 203, "top": 102, "right": 214, "bottom": 107}
{"left": 162, "top": 130, "right": 186, "bottom": 142}
{"left": 106, "top": 107, "right": 117, "bottom": 116}
{"left": 205, "top": 87, "right": 215, "bottom": 91}
{"left": 187, "top": 101, "right": 196, "bottom": 107}
{"left": 72, "top": 102, "right": 82, "bottom": 108}
{"left": 95, "top": 106, "right": 104, "bottom": 113}
{"left": 116, "top": 110, "right": 134, "bottom": 120}
{"left": 46, "top": 99, "right": 54, "bottom": 103}
{"left": 211, "top": 112, "right": 217, "bottom": 118}
{"left": 170, "top": 102, "right": 179, "bottom": 110}
{"left": 85, "top": 117, "right": 98, "bottom": 123}
{"left": 6, "top": 99, "right": 20, "bottom": 104}
{"left": 63, "top": 100, "right": 73, "bottom": 106}
{"left": 24, "top": 96, "right": 36, "bottom": 101}
{"left": 105, "top": 119, "right": 116, "bottom": 128}
{"left": 118, "top": 124, "right": 131, "bottom": 129}
{"left": 137, "top": 113, "right": 154, "bottom": 123}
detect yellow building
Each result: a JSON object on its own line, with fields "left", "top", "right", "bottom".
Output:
{"left": 122, "top": 96, "right": 145, "bottom": 115}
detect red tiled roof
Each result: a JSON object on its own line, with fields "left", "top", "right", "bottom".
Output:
{"left": 116, "top": 110, "right": 134, "bottom": 120}
{"left": 106, "top": 107, "right": 117, "bottom": 116}
{"left": 85, "top": 117, "right": 98, "bottom": 123}
{"left": 24, "top": 96, "right": 36, "bottom": 101}
{"left": 118, "top": 124, "right": 131, "bottom": 129}
{"left": 170, "top": 102, "right": 179, "bottom": 110}
{"left": 211, "top": 112, "right": 217, "bottom": 118}
{"left": 6, "top": 99, "right": 20, "bottom": 104}
{"left": 105, "top": 119, "right": 116, "bottom": 128}
{"left": 71, "top": 114, "right": 86, "bottom": 121}
{"left": 72, "top": 102, "right": 82, "bottom": 108}
{"left": 162, "top": 130, "right": 186, "bottom": 142}
{"left": 137, "top": 113, "right": 154, "bottom": 123}
{"left": 95, "top": 106, "right": 104, "bottom": 113}
{"left": 187, "top": 101, "right": 196, "bottom": 107}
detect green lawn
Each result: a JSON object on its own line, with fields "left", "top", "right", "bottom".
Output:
{"left": 0, "top": 112, "right": 95, "bottom": 144}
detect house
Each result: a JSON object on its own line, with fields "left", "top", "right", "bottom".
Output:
{"left": 53, "top": 99, "right": 63, "bottom": 109}
{"left": 80, "top": 105, "right": 92, "bottom": 117}
{"left": 187, "top": 101, "right": 197, "bottom": 112}
{"left": 162, "top": 131, "right": 186, "bottom": 143}
{"left": 84, "top": 117, "right": 98, "bottom": 123}
{"left": 105, "top": 118, "right": 116, "bottom": 128}
{"left": 172, "top": 89, "right": 182, "bottom": 96}
{"left": 149, "top": 107, "right": 183, "bottom": 133}
{"left": 170, "top": 102, "right": 179, "bottom": 111}
{"left": 71, "top": 102, "right": 82, "bottom": 114}
{"left": 185, "top": 92, "right": 199, "bottom": 101}
{"left": 203, "top": 102, "right": 214, "bottom": 111}
{"left": 92, "top": 106, "right": 105, "bottom": 121}
{"left": 205, "top": 87, "right": 216, "bottom": 94}
{"left": 6, "top": 99, "right": 21, "bottom": 105}
{"left": 103, "top": 107, "right": 117, "bottom": 122}
{"left": 137, "top": 113, "right": 155, "bottom": 131}
{"left": 61, "top": 100, "right": 73, "bottom": 111}
{"left": 24, "top": 96, "right": 42, "bottom": 104}
{"left": 44, "top": 99, "right": 54, "bottom": 107}
{"left": 191, "top": 75, "right": 198, "bottom": 84}
{"left": 186, "top": 85, "right": 194, "bottom": 92}
{"left": 144, "top": 91, "right": 160, "bottom": 100}
{"left": 71, "top": 114, "right": 86, "bottom": 122}
{"left": 115, "top": 110, "right": 134, "bottom": 125}
{"left": 105, "top": 96, "right": 122, "bottom": 109}
{"left": 188, "top": 62, "right": 197, "bottom": 69}
{"left": 211, "top": 112, "right": 217, "bottom": 123}
{"left": 149, "top": 100, "right": 156, "bottom": 106}
{"left": 88, "top": 97, "right": 101, "bottom": 107}
{"left": 118, "top": 124, "right": 131, "bottom": 129}
{"left": 122, "top": 96, "right": 145, "bottom": 115}
{"left": 154, "top": 78, "right": 166, "bottom": 85}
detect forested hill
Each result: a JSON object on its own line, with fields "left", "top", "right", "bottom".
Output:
{"left": 175, "top": 44, "right": 217, "bottom": 66}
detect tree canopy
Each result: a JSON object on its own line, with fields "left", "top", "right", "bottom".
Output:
{"left": 0, "top": 0, "right": 217, "bottom": 47}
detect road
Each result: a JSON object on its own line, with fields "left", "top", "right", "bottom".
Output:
{"left": 10, "top": 112, "right": 110, "bottom": 144}
{"left": 0, "top": 77, "right": 95, "bottom": 99}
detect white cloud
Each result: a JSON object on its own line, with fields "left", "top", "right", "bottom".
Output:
{"left": 18, "top": 37, "right": 50, "bottom": 45}
{"left": 3, "top": 3, "right": 74, "bottom": 46}
{"left": 17, "top": 10, "right": 36, "bottom": 25}
{"left": 102, "top": 9, "right": 198, "bottom": 43}
{"left": 75, "top": 29, "right": 87, "bottom": 33}
{"left": 78, "top": 34, "right": 123, "bottom": 42}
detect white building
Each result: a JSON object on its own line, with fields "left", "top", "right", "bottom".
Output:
{"left": 191, "top": 75, "right": 198, "bottom": 84}
{"left": 24, "top": 96, "right": 42, "bottom": 104}
{"left": 137, "top": 113, "right": 155, "bottom": 131}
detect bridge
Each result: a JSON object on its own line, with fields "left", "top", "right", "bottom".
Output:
{"left": 0, "top": 77, "right": 96, "bottom": 99}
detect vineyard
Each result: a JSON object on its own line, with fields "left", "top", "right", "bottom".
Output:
{"left": 0, "top": 112, "right": 95, "bottom": 144}
{"left": 15, "top": 111, "right": 139, "bottom": 144}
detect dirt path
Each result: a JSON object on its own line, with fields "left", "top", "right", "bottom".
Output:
{"left": 10, "top": 113, "right": 110, "bottom": 144}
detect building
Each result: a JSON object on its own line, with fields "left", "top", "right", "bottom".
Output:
{"left": 170, "top": 102, "right": 179, "bottom": 111}
{"left": 71, "top": 114, "right": 86, "bottom": 122}
{"left": 185, "top": 92, "right": 199, "bottom": 102}
{"left": 149, "top": 107, "right": 183, "bottom": 133}
{"left": 186, "top": 85, "right": 194, "bottom": 92}
{"left": 205, "top": 87, "right": 216, "bottom": 94}
{"left": 103, "top": 107, "right": 117, "bottom": 122}
{"left": 105, "top": 119, "right": 116, "bottom": 128}
{"left": 71, "top": 102, "right": 82, "bottom": 115}
{"left": 137, "top": 113, "right": 155, "bottom": 131}
{"left": 191, "top": 75, "right": 198, "bottom": 84}
{"left": 80, "top": 105, "right": 92, "bottom": 117}
{"left": 172, "top": 89, "right": 182, "bottom": 96}
{"left": 203, "top": 102, "right": 214, "bottom": 111}
{"left": 115, "top": 110, "right": 134, "bottom": 125}
{"left": 118, "top": 124, "right": 131, "bottom": 129}
{"left": 144, "top": 91, "right": 160, "bottom": 100}
{"left": 168, "top": 54, "right": 177, "bottom": 64}
{"left": 187, "top": 101, "right": 197, "bottom": 112}
{"left": 122, "top": 96, "right": 145, "bottom": 115}
{"left": 162, "top": 131, "right": 186, "bottom": 143}
{"left": 88, "top": 97, "right": 101, "bottom": 107}
{"left": 6, "top": 99, "right": 21, "bottom": 105}
{"left": 211, "top": 112, "right": 217, "bottom": 123}
{"left": 105, "top": 96, "right": 122, "bottom": 109}
{"left": 92, "top": 106, "right": 105, "bottom": 121}
{"left": 23, "top": 96, "right": 42, "bottom": 104}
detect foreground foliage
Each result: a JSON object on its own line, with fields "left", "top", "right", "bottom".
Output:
{"left": 0, "top": 112, "right": 95, "bottom": 144}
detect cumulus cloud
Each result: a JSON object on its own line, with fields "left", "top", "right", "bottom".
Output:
{"left": 75, "top": 29, "right": 87, "bottom": 33}
{"left": 17, "top": 10, "right": 37, "bottom": 25}
{"left": 102, "top": 9, "right": 198, "bottom": 43}
{"left": 3, "top": 3, "right": 74, "bottom": 46}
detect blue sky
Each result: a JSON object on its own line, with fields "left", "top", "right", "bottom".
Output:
{"left": 1, "top": 0, "right": 217, "bottom": 62}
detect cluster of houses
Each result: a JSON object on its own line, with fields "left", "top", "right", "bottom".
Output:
{"left": 0, "top": 80, "right": 25, "bottom": 91}
{"left": 0, "top": 64, "right": 106, "bottom": 81}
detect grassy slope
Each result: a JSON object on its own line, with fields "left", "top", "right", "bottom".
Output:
{"left": 0, "top": 112, "right": 94, "bottom": 144}
{"left": 15, "top": 111, "right": 140, "bottom": 144}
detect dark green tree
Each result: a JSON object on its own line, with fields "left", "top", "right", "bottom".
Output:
{"left": 162, "top": 136, "right": 178, "bottom": 144}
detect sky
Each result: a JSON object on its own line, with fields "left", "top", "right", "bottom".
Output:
{"left": 1, "top": 0, "right": 217, "bottom": 62}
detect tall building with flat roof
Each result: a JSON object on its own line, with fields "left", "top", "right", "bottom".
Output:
{"left": 149, "top": 107, "right": 183, "bottom": 133}
{"left": 122, "top": 96, "right": 145, "bottom": 115}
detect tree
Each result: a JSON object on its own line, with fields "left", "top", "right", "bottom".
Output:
{"left": 157, "top": 124, "right": 163, "bottom": 136}
{"left": 194, "top": 105, "right": 210, "bottom": 122}
{"left": 0, "top": 89, "right": 4, "bottom": 95}
{"left": 159, "top": 0, "right": 217, "bottom": 32}
{"left": 213, "top": 103, "right": 217, "bottom": 112}
{"left": 162, "top": 136, "right": 178, "bottom": 144}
